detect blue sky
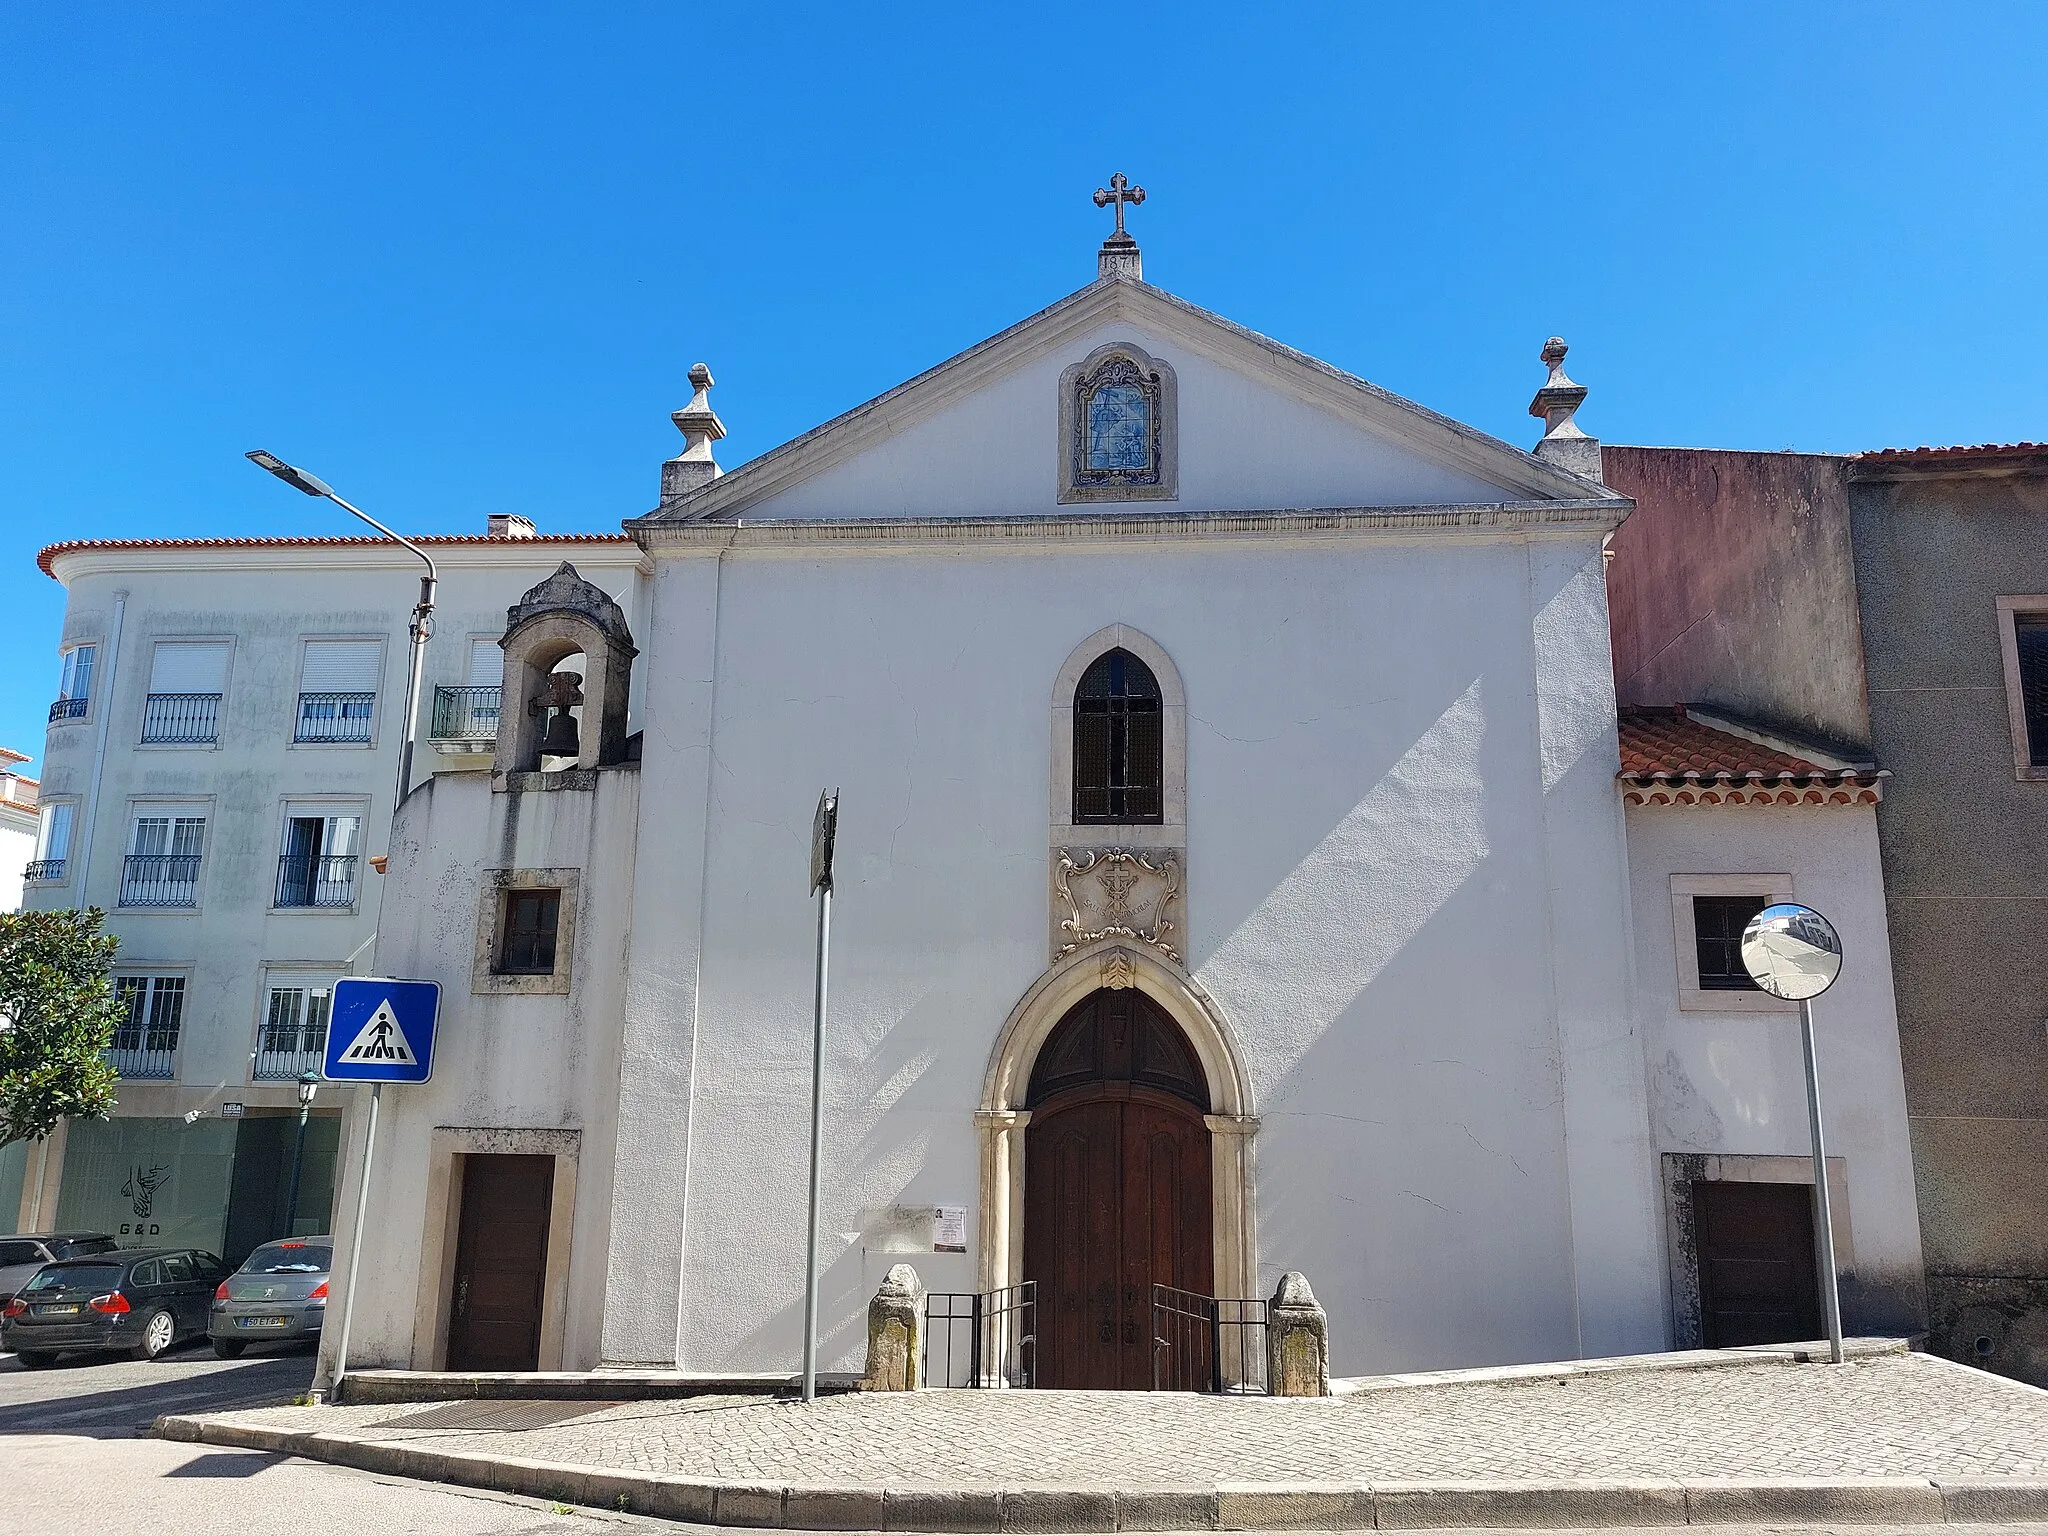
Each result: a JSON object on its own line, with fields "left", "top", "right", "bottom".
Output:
{"left": 4, "top": 3, "right": 2045, "bottom": 774}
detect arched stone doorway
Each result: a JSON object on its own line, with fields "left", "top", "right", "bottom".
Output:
{"left": 977, "top": 939, "right": 1259, "bottom": 1388}
{"left": 1024, "top": 987, "right": 1213, "bottom": 1388}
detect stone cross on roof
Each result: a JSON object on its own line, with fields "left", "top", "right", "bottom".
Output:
{"left": 1093, "top": 173, "right": 1146, "bottom": 238}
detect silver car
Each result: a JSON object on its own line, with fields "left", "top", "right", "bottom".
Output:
{"left": 0, "top": 1232, "right": 117, "bottom": 1309}
{"left": 207, "top": 1237, "right": 330, "bottom": 1357}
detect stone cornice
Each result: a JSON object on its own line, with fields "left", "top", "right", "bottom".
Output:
{"left": 632, "top": 498, "right": 1629, "bottom": 555}
{"left": 44, "top": 540, "right": 650, "bottom": 586}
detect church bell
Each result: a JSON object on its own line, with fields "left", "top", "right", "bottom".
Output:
{"left": 539, "top": 708, "right": 580, "bottom": 759}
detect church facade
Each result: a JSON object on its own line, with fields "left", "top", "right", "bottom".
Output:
{"left": 324, "top": 225, "right": 1925, "bottom": 1385}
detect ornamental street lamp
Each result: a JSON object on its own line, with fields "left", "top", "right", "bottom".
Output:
{"left": 245, "top": 451, "right": 438, "bottom": 806}
{"left": 282, "top": 1069, "right": 320, "bottom": 1239}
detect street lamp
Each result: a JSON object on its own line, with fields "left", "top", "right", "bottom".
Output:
{"left": 282, "top": 1069, "right": 320, "bottom": 1239}
{"left": 245, "top": 451, "right": 438, "bottom": 806}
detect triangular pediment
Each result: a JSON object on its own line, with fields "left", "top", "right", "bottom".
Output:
{"left": 631, "top": 277, "right": 1609, "bottom": 529}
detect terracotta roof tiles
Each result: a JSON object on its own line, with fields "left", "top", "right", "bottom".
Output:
{"left": 1617, "top": 707, "right": 1884, "bottom": 807}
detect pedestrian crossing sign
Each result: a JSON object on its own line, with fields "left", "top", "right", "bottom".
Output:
{"left": 324, "top": 977, "right": 440, "bottom": 1083}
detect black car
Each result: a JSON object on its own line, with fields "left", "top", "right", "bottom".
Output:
{"left": 0, "top": 1247, "right": 227, "bottom": 1366}
{"left": 0, "top": 1232, "right": 117, "bottom": 1308}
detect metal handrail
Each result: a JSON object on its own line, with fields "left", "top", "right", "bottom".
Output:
{"left": 924, "top": 1282, "right": 1036, "bottom": 1388}
{"left": 141, "top": 692, "right": 221, "bottom": 744}
{"left": 253, "top": 1042, "right": 327, "bottom": 1080}
{"left": 24, "top": 858, "right": 65, "bottom": 882}
{"left": 48, "top": 696, "right": 88, "bottom": 722}
{"left": 105, "top": 1044, "right": 177, "bottom": 1079}
{"left": 1151, "top": 1283, "right": 1269, "bottom": 1394}
{"left": 119, "top": 854, "right": 201, "bottom": 907}
{"left": 294, "top": 691, "right": 375, "bottom": 743}
{"left": 431, "top": 684, "right": 501, "bottom": 739}
{"left": 275, "top": 853, "right": 358, "bottom": 908}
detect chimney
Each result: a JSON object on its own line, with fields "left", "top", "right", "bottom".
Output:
{"left": 487, "top": 514, "right": 538, "bottom": 539}
{"left": 1528, "top": 337, "right": 1603, "bottom": 483}
{"left": 661, "top": 362, "right": 726, "bottom": 510}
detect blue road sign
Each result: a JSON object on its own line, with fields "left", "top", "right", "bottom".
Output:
{"left": 324, "top": 977, "right": 441, "bottom": 1084}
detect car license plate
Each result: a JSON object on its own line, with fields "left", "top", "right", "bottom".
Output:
{"left": 238, "top": 1315, "right": 291, "bottom": 1328}
{"left": 32, "top": 1303, "right": 81, "bottom": 1316}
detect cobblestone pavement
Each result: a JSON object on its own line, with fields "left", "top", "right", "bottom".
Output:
{"left": 187, "top": 1353, "right": 2048, "bottom": 1490}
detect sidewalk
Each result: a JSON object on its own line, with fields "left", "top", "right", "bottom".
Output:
{"left": 158, "top": 1344, "right": 2048, "bottom": 1530}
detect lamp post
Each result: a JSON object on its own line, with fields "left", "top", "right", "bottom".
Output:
{"left": 245, "top": 451, "right": 437, "bottom": 806}
{"left": 283, "top": 1069, "right": 320, "bottom": 1239}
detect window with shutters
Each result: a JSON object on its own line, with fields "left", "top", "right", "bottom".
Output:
{"left": 142, "top": 640, "right": 229, "bottom": 743}
{"left": 295, "top": 638, "right": 381, "bottom": 743}
{"left": 255, "top": 973, "right": 335, "bottom": 1078}
{"left": 432, "top": 638, "right": 504, "bottom": 744}
{"left": 50, "top": 643, "right": 95, "bottom": 723}
{"left": 27, "top": 800, "right": 73, "bottom": 883}
{"left": 495, "top": 889, "right": 561, "bottom": 974}
{"left": 109, "top": 975, "right": 186, "bottom": 1077}
{"left": 1073, "top": 649, "right": 1163, "bottom": 824}
{"left": 275, "top": 802, "right": 364, "bottom": 908}
{"left": 122, "top": 808, "right": 206, "bottom": 907}
{"left": 1997, "top": 599, "right": 2048, "bottom": 779}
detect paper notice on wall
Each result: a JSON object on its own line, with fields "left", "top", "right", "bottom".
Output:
{"left": 933, "top": 1206, "right": 967, "bottom": 1253}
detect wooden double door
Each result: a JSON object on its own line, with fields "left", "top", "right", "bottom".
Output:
{"left": 1023, "top": 989, "right": 1213, "bottom": 1390}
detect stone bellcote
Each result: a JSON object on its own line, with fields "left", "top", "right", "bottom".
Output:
{"left": 493, "top": 562, "right": 638, "bottom": 779}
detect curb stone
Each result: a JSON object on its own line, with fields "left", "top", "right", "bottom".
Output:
{"left": 153, "top": 1412, "right": 2048, "bottom": 1530}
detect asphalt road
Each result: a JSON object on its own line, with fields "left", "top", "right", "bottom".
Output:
{"left": 0, "top": 1338, "right": 317, "bottom": 1435}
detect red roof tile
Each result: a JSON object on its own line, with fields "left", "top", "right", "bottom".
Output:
{"left": 1617, "top": 707, "right": 1884, "bottom": 806}
{"left": 1859, "top": 441, "right": 2044, "bottom": 461}
{"left": 37, "top": 532, "right": 633, "bottom": 577}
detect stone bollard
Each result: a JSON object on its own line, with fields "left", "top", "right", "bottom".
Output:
{"left": 861, "top": 1264, "right": 924, "bottom": 1391}
{"left": 1266, "top": 1271, "right": 1329, "bottom": 1397}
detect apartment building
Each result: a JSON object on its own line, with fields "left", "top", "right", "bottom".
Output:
{"left": 6, "top": 518, "right": 642, "bottom": 1265}
{"left": 0, "top": 746, "right": 37, "bottom": 910}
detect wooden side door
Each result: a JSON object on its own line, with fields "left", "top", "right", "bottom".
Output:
{"left": 1694, "top": 1179, "right": 1820, "bottom": 1347}
{"left": 1025, "top": 1098, "right": 1122, "bottom": 1389}
{"left": 1122, "top": 1097, "right": 1213, "bottom": 1389}
{"left": 447, "top": 1154, "right": 554, "bottom": 1372}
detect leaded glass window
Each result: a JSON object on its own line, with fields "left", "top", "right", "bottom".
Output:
{"left": 1074, "top": 649, "right": 1163, "bottom": 823}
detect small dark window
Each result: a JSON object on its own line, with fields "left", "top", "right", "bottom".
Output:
{"left": 2017, "top": 615, "right": 2048, "bottom": 768}
{"left": 1073, "top": 648, "right": 1163, "bottom": 824}
{"left": 1695, "top": 895, "right": 1768, "bottom": 990}
{"left": 497, "top": 889, "right": 561, "bottom": 975}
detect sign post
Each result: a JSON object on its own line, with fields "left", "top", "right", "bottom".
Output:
{"left": 321, "top": 976, "right": 441, "bottom": 1399}
{"left": 1739, "top": 903, "right": 1846, "bottom": 1364}
{"left": 801, "top": 790, "right": 838, "bottom": 1403}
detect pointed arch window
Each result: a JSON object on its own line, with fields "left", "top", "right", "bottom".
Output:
{"left": 1074, "top": 649, "right": 1163, "bottom": 823}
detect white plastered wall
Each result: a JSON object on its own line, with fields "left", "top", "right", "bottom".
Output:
{"left": 630, "top": 524, "right": 1657, "bottom": 1380}
{"left": 1625, "top": 800, "right": 1926, "bottom": 1338}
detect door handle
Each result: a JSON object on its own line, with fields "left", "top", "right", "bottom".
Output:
{"left": 455, "top": 1277, "right": 469, "bottom": 1318}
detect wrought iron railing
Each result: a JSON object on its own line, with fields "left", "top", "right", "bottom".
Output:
{"left": 48, "top": 696, "right": 88, "bottom": 722}
{"left": 141, "top": 692, "right": 221, "bottom": 744}
{"left": 24, "top": 858, "right": 64, "bottom": 882}
{"left": 253, "top": 1039, "right": 327, "bottom": 1080}
{"left": 106, "top": 1043, "right": 177, "bottom": 1079}
{"left": 294, "top": 691, "right": 375, "bottom": 743}
{"left": 924, "top": 1282, "right": 1036, "bottom": 1388}
{"left": 1152, "top": 1284, "right": 1269, "bottom": 1394}
{"left": 432, "top": 684, "right": 501, "bottom": 742}
{"left": 274, "top": 853, "right": 358, "bottom": 908}
{"left": 119, "top": 854, "right": 201, "bottom": 907}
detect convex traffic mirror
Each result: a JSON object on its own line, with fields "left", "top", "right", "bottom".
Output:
{"left": 1739, "top": 902, "right": 1843, "bottom": 1002}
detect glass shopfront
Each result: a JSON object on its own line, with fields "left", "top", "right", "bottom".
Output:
{"left": 56, "top": 1116, "right": 237, "bottom": 1251}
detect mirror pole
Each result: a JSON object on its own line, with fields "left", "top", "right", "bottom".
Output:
{"left": 1800, "top": 997, "right": 1845, "bottom": 1364}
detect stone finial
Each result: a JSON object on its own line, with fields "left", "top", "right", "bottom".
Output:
{"left": 1527, "top": 336, "right": 1603, "bottom": 483}
{"left": 862, "top": 1263, "right": 924, "bottom": 1391}
{"left": 661, "top": 362, "right": 726, "bottom": 509}
{"left": 1267, "top": 1271, "right": 1329, "bottom": 1397}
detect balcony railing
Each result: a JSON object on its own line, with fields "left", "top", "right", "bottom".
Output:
{"left": 106, "top": 1042, "right": 177, "bottom": 1079}
{"left": 141, "top": 692, "right": 221, "bottom": 744}
{"left": 253, "top": 1037, "right": 328, "bottom": 1080}
{"left": 119, "top": 854, "right": 201, "bottom": 907}
{"left": 24, "top": 858, "right": 65, "bottom": 883}
{"left": 294, "top": 691, "right": 375, "bottom": 743}
{"left": 275, "top": 853, "right": 358, "bottom": 909}
{"left": 432, "top": 685, "right": 502, "bottom": 746}
{"left": 48, "top": 696, "right": 88, "bottom": 722}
